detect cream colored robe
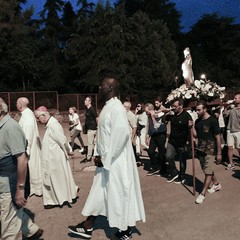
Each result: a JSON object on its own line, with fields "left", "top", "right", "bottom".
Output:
{"left": 82, "top": 97, "right": 146, "bottom": 230}
{"left": 41, "top": 117, "right": 78, "bottom": 206}
{"left": 19, "top": 108, "right": 42, "bottom": 196}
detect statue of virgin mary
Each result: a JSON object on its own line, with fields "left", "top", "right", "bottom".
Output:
{"left": 181, "top": 47, "right": 194, "bottom": 88}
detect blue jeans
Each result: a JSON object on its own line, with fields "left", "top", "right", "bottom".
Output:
{"left": 165, "top": 143, "right": 188, "bottom": 178}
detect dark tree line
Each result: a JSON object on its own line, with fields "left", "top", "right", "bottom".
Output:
{"left": 0, "top": 0, "right": 240, "bottom": 101}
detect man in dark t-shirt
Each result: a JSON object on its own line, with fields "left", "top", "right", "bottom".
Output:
{"left": 165, "top": 98, "right": 193, "bottom": 183}
{"left": 82, "top": 97, "right": 98, "bottom": 162}
{"left": 193, "top": 102, "right": 222, "bottom": 204}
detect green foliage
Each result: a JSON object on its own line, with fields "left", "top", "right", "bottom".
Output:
{"left": 65, "top": 4, "right": 178, "bottom": 99}
{"left": 186, "top": 14, "right": 240, "bottom": 89}
{"left": 1, "top": 0, "right": 239, "bottom": 98}
{"left": 115, "top": 0, "right": 182, "bottom": 39}
{"left": 0, "top": 0, "right": 42, "bottom": 91}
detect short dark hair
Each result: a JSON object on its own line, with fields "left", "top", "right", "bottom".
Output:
{"left": 86, "top": 96, "right": 93, "bottom": 103}
{"left": 196, "top": 101, "right": 208, "bottom": 109}
{"left": 155, "top": 96, "right": 162, "bottom": 102}
{"left": 172, "top": 98, "right": 184, "bottom": 106}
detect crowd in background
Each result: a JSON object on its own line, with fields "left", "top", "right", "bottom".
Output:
{"left": 1, "top": 89, "right": 240, "bottom": 239}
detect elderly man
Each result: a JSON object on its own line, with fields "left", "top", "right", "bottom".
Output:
{"left": 68, "top": 77, "right": 145, "bottom": 239}
{"left": 16, "top": 97, "right": 42, "bottom": 196}
{"left": 0, "top": 100, "right": 43, "bottom": 239}
{"left": 123, "top": 101, "right": 137, "bottom": 143}
{"left": 35, "top": 106, "right": 78, "bottom": 209}
{"left": 145, "top": 103, "right": 166, "bottom": 176}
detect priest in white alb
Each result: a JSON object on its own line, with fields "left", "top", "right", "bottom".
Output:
{"left": 68, "top": 77, "right": 146, "bottom": 239}
{"left": 16, "top": 97, "right": 42, "bottom": 196}
{"left": 35, "top": 106, "right": 78, "bottom": 209}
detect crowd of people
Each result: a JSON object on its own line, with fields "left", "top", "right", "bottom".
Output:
{"left": 132, "top": 94, "right": 240, "bottom": 205}
{"left": 1, "top": 79, "right": 240, "bottom": 239}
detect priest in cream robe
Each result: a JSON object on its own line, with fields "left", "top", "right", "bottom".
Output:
{"left": 16, "top": 97, "right": 42, "bottom": 196}
{"left": 68, "top": 77, "right": 145, "bottom": 239}
{"left": 35, "top": 106, "right": 78, "bottom": 208}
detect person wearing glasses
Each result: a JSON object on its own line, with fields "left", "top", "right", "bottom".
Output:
{"left": 35, "top": 106, "right": 78, "bottom": 209}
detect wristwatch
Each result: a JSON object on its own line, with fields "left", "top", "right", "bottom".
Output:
{"left": 18, "top": 184, "right": 25, "bottom": 190}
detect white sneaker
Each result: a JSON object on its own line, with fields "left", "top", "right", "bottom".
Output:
{"left": 208, "top": 183, "right": 222, "bottom": 193}
{"left": 195, "top": 194, "right": 205, "bottom": 204}
{"left": 225, "top": 163, "right": 235, "bottom": 170}
{"left": 79, "top": 148, "right": 84, "bottom": 153}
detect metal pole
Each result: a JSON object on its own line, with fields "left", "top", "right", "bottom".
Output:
{"left": 191, "top": 128, "right": 196, "bottom": 196}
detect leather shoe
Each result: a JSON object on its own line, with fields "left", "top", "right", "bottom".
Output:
{"left": 26, "top": 228, "right": 43, "bottom": 239}
{"left": 44, "top": 204, "right": 59, "bottom": 209}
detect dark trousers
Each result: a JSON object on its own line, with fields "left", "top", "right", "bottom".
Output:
{"left": 148, "top": 132, "right": 166, "bottom": 171}
{"left": 165, "top": 143, "right": 188, "bottom": 178}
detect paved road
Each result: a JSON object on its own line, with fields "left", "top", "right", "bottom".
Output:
{"left": 26, "top": 123, "right": 240, "bottom": 240}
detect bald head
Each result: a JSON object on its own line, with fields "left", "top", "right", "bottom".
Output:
{"left": 16, "top": 97, "right": 29, "bottom": 112}
{"left": 99, "top": 77, "right": 120, "bottom": 102}
{"left": 123, "top": 101, "right": 131, "bottom": 112}
{"left": 35, "top": 106, "right": 50, "bottom": 124}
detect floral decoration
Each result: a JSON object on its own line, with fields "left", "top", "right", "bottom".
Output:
{"left": 165, "top": 79, "right": 226, "bottom": 104}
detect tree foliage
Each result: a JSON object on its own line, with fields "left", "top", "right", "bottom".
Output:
{"left": 65, "top": 4, "right": 178, "bottom": 99}
{"left": 0, "top": 0, "right": 239, "bottom": 98}
{"left": 186, "top": 14, "right": 240, "bottom": 89}
{"left": 0, "top": 0, "right": 42, "bottom": 91}
{"left": 115, "top": 0, "right": 182, "bottom": 38}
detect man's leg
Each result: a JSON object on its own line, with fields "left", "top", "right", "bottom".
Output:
{"left": 147, "top": 136, "right": 159, "bottom": 175}
{"left": 196, "top": 155, "right": 220, "bottom": 203}
{"left": 178, "top": 148, "right": 188, "bottom": 179}
{"left": 135, "top": 135, "right": 141, "bottom": 155}
{"left": 156, "top": 133, "right": 166, "bottom": 174}
{"left": 207, "top": 173, "right": 222, "bottom": 193}
{"left": 87, "top": 130, "right": 96, "bottom": 160}
{"left": 0, "top": 192, "right": 23, "bottom": 240}
{"left": 77, "top": 132, "right": 85, "bottom": 150}
{"left": 226, "top": 132, "right": 235, "bottom": 169}
{"left": 165, "top": 143, "right": 178, "bottom": 182}
{"left": 140, "top": 128, "right": 148, "bottom": 149}
{"left": 201, "top": 174, "right": 213, "bottom": 196}
{"left": 22, "top": 209, "right": 41, "bottom": 238}
{"left": 227, "top": 146, "right": 234, "bottom": 165}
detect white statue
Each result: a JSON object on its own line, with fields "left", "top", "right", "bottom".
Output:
{"left": 181, "top": 47, "right": 194, "bottom": 88}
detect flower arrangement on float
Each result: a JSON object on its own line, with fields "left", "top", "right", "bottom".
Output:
{"left": 165, "top": 78, "right": 226, "bottom": 104}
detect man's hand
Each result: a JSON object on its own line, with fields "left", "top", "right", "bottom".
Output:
{"left": 15, "top": 189, "right": 27, "bottom": 208}
{"left": 94, "top": 156, "right": 103, "bottom": 167}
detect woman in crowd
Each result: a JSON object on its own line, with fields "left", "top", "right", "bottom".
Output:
{"left": 68, "top": 107, "right": 85, "bottom": 154}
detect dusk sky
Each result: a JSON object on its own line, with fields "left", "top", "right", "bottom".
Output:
{"left": 24, "top": 0, "right": 240, "bottom": 32}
